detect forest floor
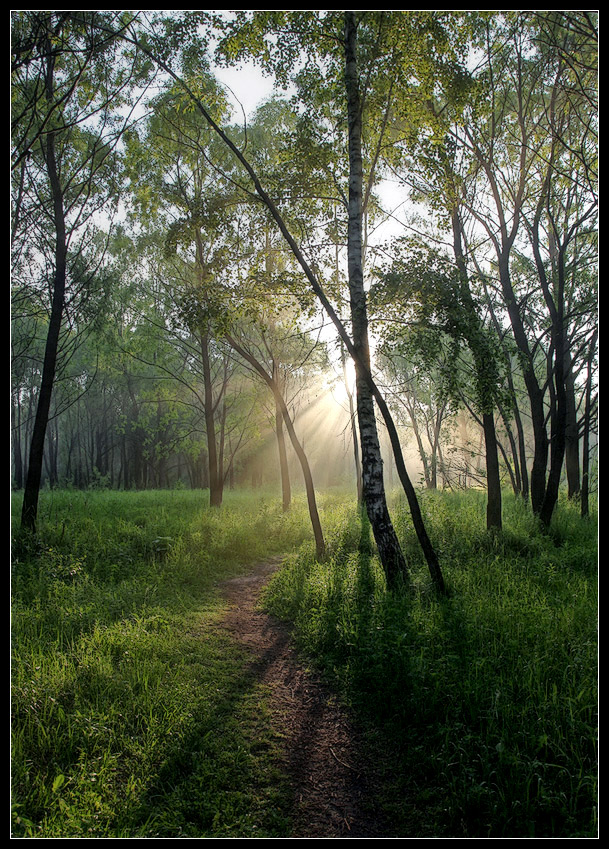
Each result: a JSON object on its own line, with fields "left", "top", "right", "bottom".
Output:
{"left": 216, "top": 555, "right": 391, "bottom": 838}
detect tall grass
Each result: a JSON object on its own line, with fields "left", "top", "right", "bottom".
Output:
{"left": 11, "top": 488, "right": 314, "bottom": 838}
{"left": 263, "top": 489, "right": 598, "bottom": 837}
{"left": 12, "top": 487, "right": 597, "bottom": 837}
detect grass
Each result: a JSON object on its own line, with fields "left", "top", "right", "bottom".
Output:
{"left": 263, "top": 489, "right": 598, "bottom": 838}
{"left": 12, "top": 486, "right": 598, "bottom": 837}
{"left": 11, "top": 487, "right": 314, "bottom": 838}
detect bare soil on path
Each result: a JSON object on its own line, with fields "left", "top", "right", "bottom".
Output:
{"left": 217, "top": 555, "right": 391, "bottom": 838}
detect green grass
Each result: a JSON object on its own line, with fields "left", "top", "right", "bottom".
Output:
{"left": 12, "top": 486, "right": 598, "bottom": 838}
{"left": 11, "top": 487, "right": 314, "bottom": 838}
{"left": 263, "top": 489, "right": 598, "bottom": 838}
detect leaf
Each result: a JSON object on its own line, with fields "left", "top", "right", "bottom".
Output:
{"left": 52, "top": 774, "right": 66, "bottom": 793}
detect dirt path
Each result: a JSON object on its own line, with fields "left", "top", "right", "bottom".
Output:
{"left": 218, "top": 556, "right": 389, "bottom": 838}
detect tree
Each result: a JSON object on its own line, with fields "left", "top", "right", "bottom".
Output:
{"left": 207, "top": 10, "right": 447, "bottom": 590}
{"left": 124, "top": 75, "right": 239, "bottom": 505}
{"left": 384, "top": 11, "right": 597, "bottom": 525}
{"left": 445, "top": 12, "right": 597, "bottom": 524}
{"left": 226, "top": 319, "right": 327, "bottom": 560}
{"left": 372, "top": 239, "right": 506, "bottom": 529}
{"left": 12, "top": 11, "right": 150, "bottom": 529}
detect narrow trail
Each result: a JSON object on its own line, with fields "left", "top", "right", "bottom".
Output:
{"left": 217, "top": 556, "right": 389, "bottom": 838}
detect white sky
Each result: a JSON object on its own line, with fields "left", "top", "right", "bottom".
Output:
{"left": 214, "top": 62, "right": 279, "bottom": 122}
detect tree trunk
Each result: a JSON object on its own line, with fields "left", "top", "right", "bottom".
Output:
{"left": 499, "top": 252, "right": 549, "bottom": 513}
{"left": 581, "top": 329, "right": 597, "bottom": 519}
{"left": 20, "top": 48, "right": 66, "bottom": 531}
{"left": 201, "top": 329, "right": 223, "bottom": 507}
{"left": 452, "top": 209, "right": 502, "bottom": 530}
{"left": 497, "top": 399, "right": 522, "bottom": 496}
{"left": 344, "top": 11, "right": 408, "bottom": 588}
{"left": 227, "top": 335, "right": 325, "bottom": 559}
{"left": 274, "top": 381, "right": 292, "bottom": 512}
{"left": 341, "top": 343, "right": 362, "bottom": 504}
{"left": 12, "top": 398, "right": 24, "bottom": 490}
{"left": 483, "top": 412, "right": 502, "bottom": 530}
{"left": 564, "top": 355, "right": 581, "bottom": 499}
{"left": 532, "top": 230, "right": 567, "bottom": 528}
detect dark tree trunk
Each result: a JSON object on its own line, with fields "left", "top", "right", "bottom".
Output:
{"left": 532, "top": 227, "right": 567, "bottom": 528}
{"left": 581, "top": 329, "right": 597, "bottom": 519}
{"left": 483, "top": 412, "right": 502, "bottom": 530}
{"left": 201, "top": 329, "right": 223, "bottom": 507}
{"left": 499, "top": 252, "right": 549, "bottom": 514}
{"left": 21, "top": 49, "right": 66, "bottom": 530}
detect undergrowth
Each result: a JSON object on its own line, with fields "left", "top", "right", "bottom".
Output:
{"left": 263, "top": 489, "right": 598, "bottom": 838}
{"left": 11, "top": 487, "right": 313, "bottom": 838}
{"left": 11, "top": 486, "right": 598, "bottom": 838}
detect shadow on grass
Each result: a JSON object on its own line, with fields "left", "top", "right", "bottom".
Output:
{"left": 122, "top": 637, "right": 293, "bottom": 838}
{"left": 264, "top": 501, "right": 597, "bottom": 838}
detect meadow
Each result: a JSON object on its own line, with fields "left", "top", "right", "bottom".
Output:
{"left": 11, "top": 486, "right": 597, "bottom": 837}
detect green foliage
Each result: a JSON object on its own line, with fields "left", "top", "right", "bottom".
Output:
{"left": 264, "top": 490, "right": 598, "bottom": 837}
{"left": 371, "top": 240, "right": 510, "bottom": 415}
{"left": 11, "top": 488, "right": 314, "bottom": 838}
{"left": 11, "top": 486, "right": 597, "bottom": 838}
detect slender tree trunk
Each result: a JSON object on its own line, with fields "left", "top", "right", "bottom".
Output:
{"left": 483, "top": 412, "right": 502, "bottom": 529}
{"left": 481, "top": 281, "right": 530, "bottom": 502}
{"left": 227, "top": 335, "right": 325, "bottom": 559}
{"left": 21, "top": 49, "right": 66, "bottom": 531}
{"left": 452, "top": 209, "right": 502, "bottom": 530}
{"left": 12, "top": 397, "right": 24, "bottom": 490}
{"left": 581, "top": 329, "right": 597, "bottom": 519}
{"left": 399, "top": 387, "right": 432, "bottom": 489}
{"left": 341, "top": 343, "right": 362, "bottom": 504}
{"left": 564, "top": 361, "right": 580, "bottom": 499}
{"left": 498, "top": 252, "right": 549, "bottom": 513}
{"left": 344, "top": 11, "right": 409, "bottom": 588}
{"left": 497, "top": 399, "right": 522, "bottom": 496}
{"left": 218, "top": 396, "right": 227, "bottom": 496}
{"left": 274, "top": 372, "right": 292, "bottom": 512}
{"left": 201, "top": 329, "right": 222, "bottom": 507}
{"left": 532, "top": 232, "right": 567, "bottom": 527}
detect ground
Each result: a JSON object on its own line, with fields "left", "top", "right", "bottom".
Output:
{"left": 217, "top": 556, "right": 390, "bottom": 838}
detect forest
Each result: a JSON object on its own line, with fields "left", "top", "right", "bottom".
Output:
{"left": 11, "top": 10, "right": 597, "bottom": 839}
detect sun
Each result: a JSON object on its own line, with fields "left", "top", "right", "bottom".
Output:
{"left": 327, "top": 357, "right": 356, "bottom": 406}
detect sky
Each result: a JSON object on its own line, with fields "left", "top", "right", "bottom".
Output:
{"left": 214, "top": 61, "right": 279, "bottom": 123}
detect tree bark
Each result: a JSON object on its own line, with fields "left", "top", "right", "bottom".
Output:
{"left": 341, "top": 343, "right": 362, "bottom": 504}
{"left": 483, "top": 412, "right": 502, "bottom": 530}
{"left": 344, "top": 11, "right": 409, "bottom": 588}
{"left": 20, "top": 43, "right": 67, "bottom": 531}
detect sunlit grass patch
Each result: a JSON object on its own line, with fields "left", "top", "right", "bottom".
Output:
{"left": 11, "top": 487, "right": 311, "bottom": 838}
